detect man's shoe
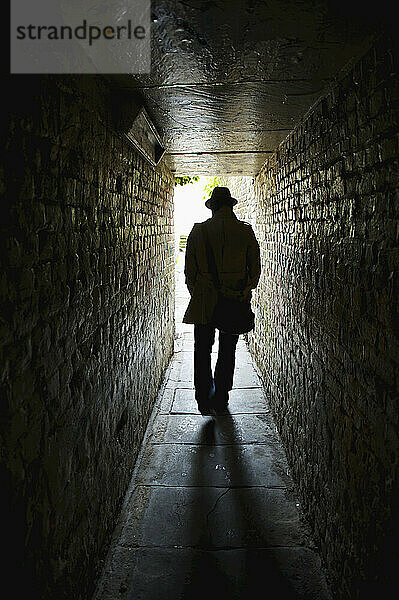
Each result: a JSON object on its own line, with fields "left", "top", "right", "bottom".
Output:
{"left": 214, "top": 402, "right": 229, "bottom": 415}
{"left": 213, "top": 391, "right": 229, "bottom": 415}
{"left": 197, "top": 402, "right": 216, "bottom": 416}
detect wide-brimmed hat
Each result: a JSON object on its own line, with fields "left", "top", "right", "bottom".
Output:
{"left": 205, "top": 186, "right": 238, "bottom": 210}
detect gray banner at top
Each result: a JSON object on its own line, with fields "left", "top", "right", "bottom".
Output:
{"left": 10, "top": 0, "right": 151, "bottom": 73}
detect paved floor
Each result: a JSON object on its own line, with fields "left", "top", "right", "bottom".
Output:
{"left": 93, "top": 255, "right": 332, "bottom": 600}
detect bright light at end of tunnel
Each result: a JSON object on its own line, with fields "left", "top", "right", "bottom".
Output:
{"left": 173, "top": 176, "right": 214, "bottom": 251}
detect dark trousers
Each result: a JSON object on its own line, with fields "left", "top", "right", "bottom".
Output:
{"left": 194, "top": 324, "right": 239, "bottom": 403}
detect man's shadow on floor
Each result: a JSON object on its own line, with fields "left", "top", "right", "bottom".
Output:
{"left": 181, "top": 410, "right": 301, "bottom": 600}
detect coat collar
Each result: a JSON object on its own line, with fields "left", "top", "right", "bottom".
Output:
{"left": 211, "top": 206, "right": 237, "bottom": 219}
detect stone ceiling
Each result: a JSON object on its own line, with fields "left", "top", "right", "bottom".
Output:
{"left": 109, "top": 0, "right": 387, "bottom": 176}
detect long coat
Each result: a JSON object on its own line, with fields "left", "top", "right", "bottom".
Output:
{"left": 183, "top": 205, "right": 261, "bottom": 324}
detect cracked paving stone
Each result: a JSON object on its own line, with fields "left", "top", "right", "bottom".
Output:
{"left": 119, "top": 485, "right": 309, "bottom": 549}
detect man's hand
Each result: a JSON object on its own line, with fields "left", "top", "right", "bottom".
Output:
{"left": 219, "top": 285, "right": 252, "bottom": 302}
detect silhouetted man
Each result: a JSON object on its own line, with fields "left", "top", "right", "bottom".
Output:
{"left": 183, "top": 186, "right": 261, "bottom": 415}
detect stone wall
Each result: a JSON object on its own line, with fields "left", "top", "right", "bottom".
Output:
{"left": 224, "top": 34, "right": 399, "bottom": 599}
{"left": 0, "top": 76, "right": 175, "bottom": 599}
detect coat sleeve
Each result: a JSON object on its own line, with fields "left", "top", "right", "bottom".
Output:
{"left": 184, "top": 224, "right": 199, "bottom": 295}
{"left": 246, "top": 226, "right": 261, "bottom": 289}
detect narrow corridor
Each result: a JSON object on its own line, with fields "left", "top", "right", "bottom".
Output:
{"left": 93, "top": 257, "right": 331, "bottom": 599}
{"left": 3, "top": 3, "right": 399, "bottom": 599}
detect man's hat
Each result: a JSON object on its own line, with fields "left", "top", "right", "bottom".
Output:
{"left": 205, "top": 186, "right": 238, "bottom": 210}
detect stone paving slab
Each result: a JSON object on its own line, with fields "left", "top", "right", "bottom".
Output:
{"left": 116, "top": 546, "right": 331, "bottom": 600}
{"left": 119, "top": 486, "right": 309, "bottom": 549}
{"left": 134, "top": 442, "right": 291, "bottom": 488}
{"left": 233, "top": 362, "right": 261, "bottom": 387}
{"left": 96, "top": 545, "right": 331, "bottom": 600}
{"left": 171, "top": 387, "right": 269, "bottom": 414}
{"left": 167, "top": 356, "right": 261, "bottom": 387}
{"left": 149, "top": 413, "right": 280, "bottom": 445}
{"left": 157, "top": 386, "right": 177, "bottom": 413}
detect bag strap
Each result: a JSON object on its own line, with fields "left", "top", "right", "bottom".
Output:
{"left": 202, "top": 224, "right": 220, "bottom": 290}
